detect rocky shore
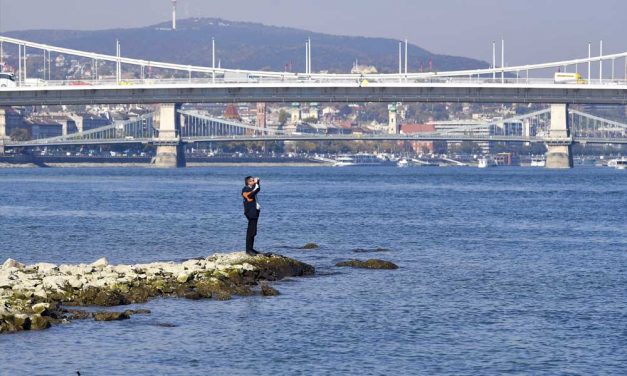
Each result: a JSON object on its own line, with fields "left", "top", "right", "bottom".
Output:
{"left": 0, "top": 253, "right": 314, "bottom": 334}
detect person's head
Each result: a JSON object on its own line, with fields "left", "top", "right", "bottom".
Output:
{"left": 245, "top": 176, "right": 255, "bottom": 186}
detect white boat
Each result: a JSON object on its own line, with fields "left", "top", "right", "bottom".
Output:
{"left": 332, "top": 153, "right": 388, "bottom": 167}
{"left": 608, "top": 158, "right": 627, "bottom": 170}
{"left": 477, "top": 157, "right": 496, "bottom": 168}
{"left": 397, "top": 158, "right": 409, "bottom": 168}
{"left": 530, "top": 156, "right": 546, "bottom": 167}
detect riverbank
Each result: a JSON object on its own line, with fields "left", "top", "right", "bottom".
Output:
{"left": 1, "top": 161, "right": 329, "bottom": 168}
{"left": 0, "top": 253, "right": 314, "bottom": 334}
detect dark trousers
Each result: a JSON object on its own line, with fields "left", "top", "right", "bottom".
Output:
{"left": 246, "top": 217, "right": 258, "bottom": 252}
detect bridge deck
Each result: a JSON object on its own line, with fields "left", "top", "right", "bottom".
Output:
{"left": 1, "top": 82, "right": 627, "bottom": 106}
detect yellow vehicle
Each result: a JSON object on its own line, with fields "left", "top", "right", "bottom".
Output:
{"left": 554, "top": 72, "right": 586, "bottom": 84}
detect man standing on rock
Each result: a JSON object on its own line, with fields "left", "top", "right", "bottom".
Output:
{"left": 242, "top": 176, "right": 261, "bottom": 255}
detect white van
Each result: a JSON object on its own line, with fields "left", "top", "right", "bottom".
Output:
{"left": 0, "top": 72, "right": 17, "bottom": 88}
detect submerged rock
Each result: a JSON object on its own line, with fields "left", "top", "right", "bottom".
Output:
{"left": 260, "top": 283, "right": 280, "bottom": 296}
{"left": 93, "top": 311, "right": 130, "bottom": 322}
{"left": 0, "top": 252, "right": 314, "bottom": 334}
{"left": 301, "top": 243, "right": 320, "bottom": 250}
{"left": 336, "top": 259, "right": 399, "bottom": 270}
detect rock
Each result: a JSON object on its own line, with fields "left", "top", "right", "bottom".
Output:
{"left": 260, "top": 283, "right": 280, "bottom": 296}
{"left": 42, "top": 276, "right": 68, "bottom": 291}
{"left": 67, "top": 276, "right": 84, "bottom": 290}
{"left": 124, "top": 309, "right": 151, "bottom": 315}
{"left": 1, "top": 252, "right": 314, "bottom": 335}
{"left": 352, "top": 247, "right": 392, "bottom": 253}
{"left": 29, "top": 314, "right": 51, "bottom": 330}
{"left": 33, "top": 287, "right": 48, "bottom": 299}
{"left": 32, "top": 303, "right": 50, "bottom": 315}
{"left": 2, "top": 258, "right": 25, "bottom": 270}
{"left": 335, "top": 259, "right": 399, "bottom": 270}
{"left": 33, "top": 263, "right": 58, "bottom": 274}
{"left": 301, "top": 243, "right": 320, "bottom": 249}
{"left": 90, "top": 257, "right": 109, "bottom": 268}
{"left": 93, "top": 311, "right": 130, "bottom": 321}
{"left": 182, "top": 259, "right": 200, "bottom": 269}
{"left": 182, "top": 290, "right": 202, "bottom": 300}
{"left": 176, "top": 272, "right": 191, "bottom": 283}
{"left": 156, "top": 322, "right": 177, "bottom": 328}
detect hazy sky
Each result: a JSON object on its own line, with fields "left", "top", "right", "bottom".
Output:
{"left": 0, "top": 0, "right": 625, "bottom": 65}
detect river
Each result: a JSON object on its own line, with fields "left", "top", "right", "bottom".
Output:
{"left": 0, "top": 166, "right": 625, "bottom": 375}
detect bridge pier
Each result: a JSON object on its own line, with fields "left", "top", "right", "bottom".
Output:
{"left": 0, "top": 108, "right": 6, "bottom": 155}
{"left": 153, "top": 103, "right": 186, "bottom": 168}
{"left": 545, "top": 104, "right": 573, "bottom": 169}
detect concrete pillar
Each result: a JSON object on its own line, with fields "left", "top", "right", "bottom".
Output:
{"left": 545, "top": 104, "right": 573, "bottom": 169}
{"left": 153, "top": 103, "right": 186, "bottom": 168}
{"left": 0, "top": 108, "right": 6, "bottom": 155}
{"left": 70, "top": 114, "right": 84, "bottom": 133}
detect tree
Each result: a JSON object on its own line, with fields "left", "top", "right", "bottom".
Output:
{"left": 10, "top": 128, "right": 30, "bottom": 141}
{"left": 278, "top": 110, "right": 289, "bottom": 125}
{"left": 451, "top": 141, "right": 482, "bottom": 155}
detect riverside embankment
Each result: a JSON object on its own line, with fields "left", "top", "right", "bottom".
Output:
{"left": 0, "top": 253, "right": 314, "bottom": 334}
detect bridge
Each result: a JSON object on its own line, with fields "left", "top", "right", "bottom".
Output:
{"left": 1, "top": 36, "right": 627, "bottom": 167}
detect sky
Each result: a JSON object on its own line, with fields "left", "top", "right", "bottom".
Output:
{"left": 0, "top": 0, "right": 625, "bottom": 66}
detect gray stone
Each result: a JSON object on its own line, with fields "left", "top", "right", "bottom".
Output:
{"left": 90, "top": 257, "right": 109, "bottom": 268}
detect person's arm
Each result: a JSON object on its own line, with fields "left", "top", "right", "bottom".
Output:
{"left": 242, "top": 184, "right": 260, "bottom": 202}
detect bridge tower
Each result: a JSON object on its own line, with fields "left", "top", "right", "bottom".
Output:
{"left": 545, "top": 104, "right": 574, "bottom": 169}
{"left": 153, "top": 103, "right": 186, "bottom": 168}
{"left": 388, "top": 103, "right": 399, "bottom": 134}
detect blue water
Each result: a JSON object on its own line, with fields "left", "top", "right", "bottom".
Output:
{"left": 0, "top": 166, "right": 625, "bottom": 375}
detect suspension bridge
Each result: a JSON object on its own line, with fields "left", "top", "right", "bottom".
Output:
{"left": 1, "top": 35, "right": 626, "bottom": 167}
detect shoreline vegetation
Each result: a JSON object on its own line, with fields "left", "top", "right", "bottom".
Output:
{"left": 0, "top": 253, "right": 315, "bottom": 334}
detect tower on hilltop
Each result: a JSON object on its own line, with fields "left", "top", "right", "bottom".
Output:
{"left": 171, "top": 0, "right": 177, "bottom": 30}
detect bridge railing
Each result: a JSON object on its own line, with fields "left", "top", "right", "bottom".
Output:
{"left": 10, "top": 76, "right": 627, "bottom": 89}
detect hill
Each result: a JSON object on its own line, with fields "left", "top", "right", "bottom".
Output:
{"left": 6, "top": 18, "right": 488, "bottom": 74}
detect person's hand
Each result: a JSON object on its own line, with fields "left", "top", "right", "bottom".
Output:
{"left": 256, "top": 177, "right": 261, "bottom": 184}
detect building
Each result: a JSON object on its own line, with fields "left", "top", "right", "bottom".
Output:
{"left": 0, "top": 107, "right": 28, "bottom": 139}
{"left": 351, "top": 64, "right": 378, "bottom": 74}
{"left": 27, "top": 119, "right": 63, "bottom": 139}
{"left": 29, "top": 114, "right": 78, "bottom": 136}
{"left": 494, "top": 152, "right": 520, "bottom": 166}
{"left": 256, "top": 103, "right": 267, "bottom": 131}
{"left": 388, "top": 104, "right": 399, "bottom": 134}
{"left": 78, "top": 113, "right": 111, "bottom": 131}
{"left": 400, "top": 124, "right": 447, "bottom": 154}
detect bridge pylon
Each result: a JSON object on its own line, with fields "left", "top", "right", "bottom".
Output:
{"left": 545, "top": 104, "right": 574, "bottom": 169}
{"left": 152, "top": 103, "right": 186, "bottom": 168}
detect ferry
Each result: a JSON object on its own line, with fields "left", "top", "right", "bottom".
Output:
{"left": 477, "top": 157, "right": 497, "bottom": 168}
{"left": 332, "top": 153, "right": 390, "bottom": 167}
{"left": 530, "top": 156, "right": 546, "bottom": 167}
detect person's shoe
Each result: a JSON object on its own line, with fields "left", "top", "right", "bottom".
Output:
{"left": 246, "top": 250, "right": 260, "bottom": 256}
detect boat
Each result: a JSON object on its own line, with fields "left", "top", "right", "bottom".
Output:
{"left": 397, "top": 158, "right": 409, "bottom": 168}
{"left": 332, "top": 153, "right": 389, "bottom": 167}
{"left": 477, "top": 157, "right": 497, "bottom": 168}
{"left": 530, "top": 156, "right": 546, "bottom": 167}
{"left": 608, "top": 158, "right": 627, "bottom": 170}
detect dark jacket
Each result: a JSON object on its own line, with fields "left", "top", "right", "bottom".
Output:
{"left": 242, "top": 183, "right": 260, "bottom": 219}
